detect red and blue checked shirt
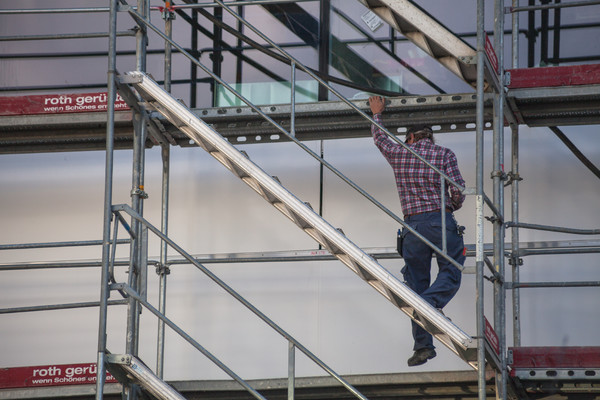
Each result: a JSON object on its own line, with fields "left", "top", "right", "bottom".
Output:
{"left": 371, "top": 114, "right": 466, "bottom": 217}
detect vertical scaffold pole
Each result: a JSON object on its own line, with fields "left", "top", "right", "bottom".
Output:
{"left": 291, "top": 62, "right": 296, "bottom": 137}
{"left": 493, "top": 0, "right": 507, "bottom": 398}
{"left": 288, "top": 341, "right": 295, "bottom": 400}
{"left": 318, "top": 0, "right": 330, "bottom": 102}
{"left": 126, "top": 1, "right": 149, "bottom": 399}
{"left": 511, "top": 0, "right": 522, "bottom": 348}
{"left": 96, "top": 0, "right": 119, "bottom": 399}
{"left": 157, "top": 4, "right": 175, "bottom": 379}
{"left": 476, "top": 0, "right": 487, "bottom": 398}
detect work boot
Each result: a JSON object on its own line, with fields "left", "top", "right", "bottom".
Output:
{"left": 407, "top": 348, "right": 437, "bottom": 367}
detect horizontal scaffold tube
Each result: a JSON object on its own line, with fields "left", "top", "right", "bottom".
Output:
{"left": 505, "top": 221, "right": 600, "bottom": 235}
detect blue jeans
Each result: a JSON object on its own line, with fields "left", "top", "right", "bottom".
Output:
{"left": 401, "top": 211, "right": 465, "bottom": 351}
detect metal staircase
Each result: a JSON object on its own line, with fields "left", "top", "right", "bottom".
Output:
{"left": 122, "top": 70, "right": 478, "bottom": 368}
{"left": 357, "top": 0, "right": 477, "bottom": 87}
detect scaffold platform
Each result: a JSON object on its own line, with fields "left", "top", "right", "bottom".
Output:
{"left": 1, "top": 78, "right": 600, "bottom": 154}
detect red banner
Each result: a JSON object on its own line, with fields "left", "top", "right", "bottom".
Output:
{"left": 0, "top": 92, "right": 129, "bottom": 116}
{"left": 484, "top": 34, "right": 499, "bottom": 75}
{"left": 484, "top": 317, "right": 500, "bottom": 355}
{"left": 509, "top": 346, "right": 600, "bottom": 369}
{"left": 0, "top": 363, "right": 117, "bottom": 389}
{"left": 507, "top": 64, "right": 600, "bottom": 89}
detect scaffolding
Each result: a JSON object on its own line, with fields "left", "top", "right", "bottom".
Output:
{"left": 1, "top": 1, "right": 600, "bottom": 400}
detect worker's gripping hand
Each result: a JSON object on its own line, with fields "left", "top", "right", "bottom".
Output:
{"left": 369, "top": 96, "right": 385, "bottom": 115}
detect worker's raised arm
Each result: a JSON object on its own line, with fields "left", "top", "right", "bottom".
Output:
{"left": 369, "top": 96, "right": 385, "bottom": 115}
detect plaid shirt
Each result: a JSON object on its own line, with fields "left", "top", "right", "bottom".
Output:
{"left": 371, "top": 114, "right": 465, "bottom": 216}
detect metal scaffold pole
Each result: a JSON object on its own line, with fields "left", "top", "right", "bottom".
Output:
{"left": 476, "top": 0, "right": 487, "bottom": 398}
{"left": 156, "top": 3, "right": 175, "bottom": 380}
{"left": 96, "top": 0, "right": 119, "bottom": 399}
{"left": 493, "top": 0, "right": 507, "bottom": 398}
{"left": 510, "top": 0, "right": 522, "bottom": 348}
{"left": 125, "top": 1, "right": 150, "bottom": 398}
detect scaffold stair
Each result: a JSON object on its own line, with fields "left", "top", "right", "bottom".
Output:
{"left": 357, "top": 0, "right": 477, "bottom": 87}
{"left": 122, "top": 70, "right": 478, "bottom": 368}
{"left": 106, "top": 353, "right": 185, "bottom": 400}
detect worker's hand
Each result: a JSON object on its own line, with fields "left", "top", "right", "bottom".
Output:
{"left": 369, "top": 96, "right": 385, "bottom": 115}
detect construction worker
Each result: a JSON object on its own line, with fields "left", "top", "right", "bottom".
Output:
{"left": 368, "top": 95, "right": 466, "bottom": 367}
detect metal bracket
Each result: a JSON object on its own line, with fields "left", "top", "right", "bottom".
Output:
{"left": 491, "top": 170, "right": 508, "bottom": 181}
{"left": 160, "top": 5, "right": 176, "bottom": 21}
{"left": 485, "top": 272, "right": 504, "bottom": 284}
{"left": 458, "top": 55, "right": 477, "bottom": 65}
{"left": 504, "top": 171, "right": 523, "bottom": 187}
{"left": 508, "top": 256, "right": 524, "bottom": 266}
{"left": 118, "top": 73, "right": 144, "bottom": 85}
{"left": 106, "top": 353, "right": 133, "bottom": 366}
{"left": 486, "top": 215, "right": 501, "bottom": 224}
{"left": 155, "top": 263, "right": 171, "bottom": 276}
{"left": 131, "top": 186, "right": 149, "bottom": 199}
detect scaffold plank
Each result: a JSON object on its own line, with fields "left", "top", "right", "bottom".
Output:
{"left": 510, "top": 347, "right": 600, "bottom": 370}
{"left": 509, "top": 346, "right": 600, "bottom": 384}
{"left": 507, "top": 64, "right": 600, "bottom": 89}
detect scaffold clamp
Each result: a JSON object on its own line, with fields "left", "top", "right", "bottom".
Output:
{"left": 155, "top": 262, "right": 171, "bottom": 276}
{"left": 490, "top": 169, "right": 508, "bottom": 181}
{"left": 504, "top": 171, "right": 523, "bottom": 187}
{"left": 131, "top": 185, "right": 149, "bottom": 199}
{"left": 508, "top": 256, "right": 523, "bottom": 266}
{"left": 160, "top": 2, "right": 176, "bottom": 21}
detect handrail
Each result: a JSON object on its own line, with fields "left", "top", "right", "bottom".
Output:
{"left": 112, "top": 283, "right": 268, "bottom": 400}
{"left": 112, "top": 203, "right": 369, "bottom": 400}
{"left": 504, "top": 222, "right": 600, "bottom": 235}
{"left": 3, "top": 239, "right": 599, "bottom": 272}
{"left": 126, "top": 8, "right": 464, "bottom": 272}
{"left": 0, "top": 239, "right": 129, "bottom": 251}
{"left": 0, "top": 299, "right": 127, "bottom": 314}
